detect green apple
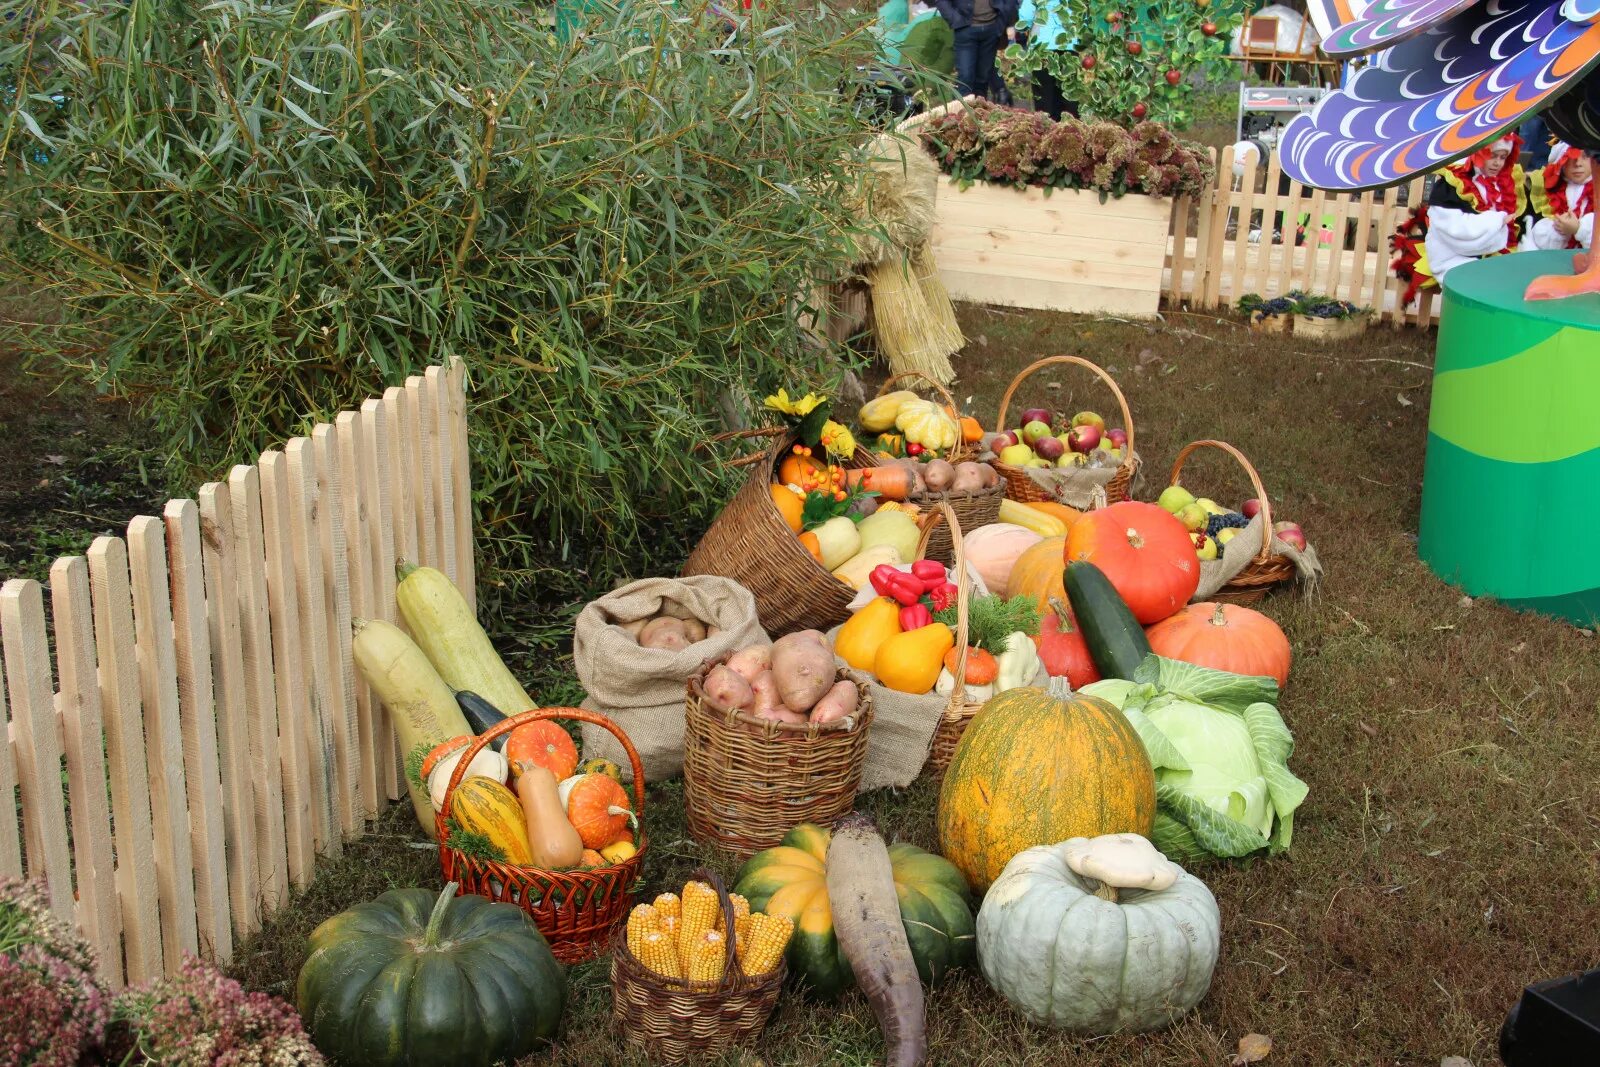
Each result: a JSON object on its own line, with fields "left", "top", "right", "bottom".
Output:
{"left": 1196, "top": 498, "right": 1229, "bottom": 516}
{"left": 1058, "top": 452, "right": 1088, "bottom": 468}
{"left": 999, "top": 443, "right": 1034, "bottom": 466}
{"left": 1216, "top": 527, "right": 1240, "bottom": 546}
{"left": 1025, "top": 457, "right": 1052, "bottom": 469}
{"left": 1157, "top": 485, "right": 1196, "bottom": 514}
{"left": 1070, "top": 411, "right": 1105, "bottom": 431}
{"left": 1021, "top": 420, "right": 1054, "bottom": 445}
{"left": 1194, "top": 534, "right": 1218, "bottom": 561}
{"left": 1176, "top": 502, "right": 1208, "bottom": 532}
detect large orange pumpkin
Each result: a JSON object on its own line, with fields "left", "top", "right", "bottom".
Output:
{"left": 1145, "top": 602, "right": 1291, "bottom": 688}
{"left": 1065, "top": 501, "right": 1199, "bottom": 624}
{"left": 1008, "top": 535, "right": 1067, "bottom": 615}
{"left": 936, "top": 679, "right": 1155, "bottom": 891}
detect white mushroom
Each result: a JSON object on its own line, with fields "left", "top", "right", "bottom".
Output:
{"left": 1061, "top": 833, "right": 1183, "bottom": 902}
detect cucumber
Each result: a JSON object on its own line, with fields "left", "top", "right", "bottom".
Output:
{"left": 455, "top": 690, "right": 508, "bottom": 752}
{"left": 1063, "top": 561, "right": 1152, "bottom": 680}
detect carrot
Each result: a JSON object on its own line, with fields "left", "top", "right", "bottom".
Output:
{"left": 942, "top": 646, "right": 998, "bottom": 686}
{"left": 825, "top": 813, "right": 926, "bottom": 1067}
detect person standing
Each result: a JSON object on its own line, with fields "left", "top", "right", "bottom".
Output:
{"left": 1390, "top": 135, "right": 1525, "bottom": 303}
{"left": 1016, "top": 0, "right": 1077, "bottom": 119}
{"left": 932, "top": 0, "right": 1019, "bottom": 100}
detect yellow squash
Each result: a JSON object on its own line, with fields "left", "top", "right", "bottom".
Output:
{"left": 873, "top": 622, "right": 955, "bottom": 694}
{"left": 451, "top": 776, "right": 534, "bottom": 865}
{"left": 834, "top": 597, "right": 902, "bottom": 672}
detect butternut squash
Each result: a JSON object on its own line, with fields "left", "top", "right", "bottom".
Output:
{"left": 514, "top": 764, "right": 584, "bottom": 868}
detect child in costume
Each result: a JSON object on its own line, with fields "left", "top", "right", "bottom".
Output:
{"left": 1390, "top": 134, "right": 1525, "bottom": 304}
{"left": 1522, "top": 143, "right": 1594, "bottom": 251}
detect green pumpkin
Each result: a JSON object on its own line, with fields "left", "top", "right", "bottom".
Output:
{"left": 733, "top": 823, "right": 975, "bottom": 999}
{"left": 296, "top": 883, "right": 566, "bottom": 1066}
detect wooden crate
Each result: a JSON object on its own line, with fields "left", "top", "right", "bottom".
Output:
{"left": 930, "top": 178, "right": 1172, "bottom": 317}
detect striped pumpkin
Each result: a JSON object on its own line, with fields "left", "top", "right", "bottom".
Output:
{"left": 451, "top": 777, "right": 533, "bottom": 865}
{"left": 936, "top": 679, "right": 1155, "bottom": 891}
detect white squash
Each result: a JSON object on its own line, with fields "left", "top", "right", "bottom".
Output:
{"left": 854, "top": 509, "right": 921, "bottom": 564}
{"left": 975, "top": 834, "right": 1220, "bottom": 1034}
{"left": 832, "top": 543, "right": 903, "bottom": 590}
{"left": 810, "top": 515, "right": 862, "bottom": 570}
{"left": 961, "top": 523, "right": 1042, "bottom": 598}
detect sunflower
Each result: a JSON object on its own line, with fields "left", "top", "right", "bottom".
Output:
{"left": 763, "top": 389, "right": 827, "bottom": 417}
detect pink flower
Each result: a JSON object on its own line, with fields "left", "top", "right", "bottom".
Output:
{"left": 117, "top": 955, "right": 324, "bottom": 1066}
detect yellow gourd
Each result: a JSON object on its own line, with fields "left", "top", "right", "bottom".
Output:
{"left": 860, "top": 390, "right": 919, "bottom": 433}
{"left": 834, "top": 597, "right": 903, "bottom": 672}
{"left": 770, "top": 484, "right": 805, "bottom": 532}
{"left": 874, "top": 622, "right": 956, "bottom": 694}
{"left": 810, "top": 516, "right": 862, "bottom": 570}
{"left": 514, "top": 764, "right": 584, "bottom": 868}
{"left": 895, "top": 399, "right": 960, "bottom": 453}
{"left": 451, "top": 777, "right": 534, "bottom": 865}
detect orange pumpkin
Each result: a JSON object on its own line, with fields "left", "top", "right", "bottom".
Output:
{"left": 769, "top": 484, "right": 805, "bottom": 532}
{"left": 777, "top": 452, "right": 825, "bottom": 487}
{"left": 1145, "top": 602, "right": 1291, "bottom": 688}
{"left": 1007, "top": 535, "right": 1067, "bottom": 615}
{"left": 959, "top": 415, "right": 984, "bottom": 444}
{"left": 1065, "top": 502, "right": 1199, "bottom": 624}
{"left": 505, "top": 721, "right": 578, "bottom": 782}
{"left": 560, "top": 772, "right": 636, "bottom": 849}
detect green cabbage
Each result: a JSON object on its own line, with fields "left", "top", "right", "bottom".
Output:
{"left": 1081, "top": 655, "right": 1308, "bottom": 863}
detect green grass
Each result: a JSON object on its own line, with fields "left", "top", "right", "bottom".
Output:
{"left": 199, "top": 306, "right": 1600, "bottom": 1064}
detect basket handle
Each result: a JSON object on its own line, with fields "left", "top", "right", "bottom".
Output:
{"left": 876, "top": 371, "right": 962, "bottom": 417}
{"left": 993, "top": 355, "right": 1136, "bottom": 478}
{"left": 913, "top": 501, "right": 970, "bottom": 706}
{"left": 1168, "top": 440, "right": 1275, "bottom": 566}
{"left": 438, "top": 707, "right": 648, "bottom": 825}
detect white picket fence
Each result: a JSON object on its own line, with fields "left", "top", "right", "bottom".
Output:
{"left": 0, "top": 360, "right": 471, "bottom": 987}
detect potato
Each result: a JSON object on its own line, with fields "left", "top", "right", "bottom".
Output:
{"left": 680, "top": 618, "right": 707, "bottom": 644}
{"left": 911, "top": 466, "right": 927, "bottom": 495}
{"left": 951, "top": 462, "right": 986, "bottom": 495}
{"left": 790, "top": 629, "right": 828, "bottom": 647}
{"left": 638, "top": 616, "right": 690, "bottom": 650}
{"left": 749, "top": 670, "right": 787, "bottom": 718}
{"left": 808, "top": 679, "right": 859, "bottom": 725}
{"left": 978, "top": 463, "right": 999, "bottom": 489}
{"left": 753, "top": 705, "right": 808, "bottom": 725}
{"left": 619, "top": 616, "right": 652, "bottom": 639}
{"left": 706, "top": 624, "right": 721, "bottom": 637}
{"left": 923, "top": 459, "right": 955, "bottom": 493}
{"left": 702, "top": 664, "right": 754, "bottom": 712}
{"left": 771, "top": 631, "right": 836, "bottom": 712}
{"left": 726, "top": 645, "right": 773, "bottom": 683}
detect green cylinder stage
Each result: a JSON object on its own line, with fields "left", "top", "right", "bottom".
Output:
{"left": 1420, "top": 251, "right": 1600, "bottom": 625}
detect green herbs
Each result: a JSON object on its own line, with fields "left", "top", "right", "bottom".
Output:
{"left": 443, "top": 821, "right": 507, "bottom": 864}
{"left": 935, "top": 594, "right": 1040, "bottom": 651}
{"left": 405, "top": 743, "right": 431, "bottom": 797}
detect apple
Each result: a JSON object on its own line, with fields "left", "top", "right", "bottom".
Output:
{"left": 1081, "top": 53, "right": 1097, "bottom": 70}
{"left": 1020, "top": 407, "right": 1053, "bottom": 427}
{"left": 1201, "top": 20, "right": 1217, "bottom": 36}
{"left": 1059, "top": 452, "right": 1089, "bottom": 468}
{"left": 1165, "top": 69, "right": 1182, "bottom": 86}
{"left": 1194, "top": 533, "right": 1218, "bottom": 561}
{"left": 1103, "top": 446, "right": 1123, "bottom": 462}
{"left": 1196, "top": 498, "right": 1228, "bottom": 516}
{"left": 1240, "top": 498, "right": 1262, "bottom": 519}
{"left": 1126, "top": 40, "right": 1142, "bottom": 56}
{"left": 1070, "top": 411, "right": 1105, "bottom": 431}
{"left": 1067, "top": 424, "right": 1102, "bottom": 453}
{"left": 1021, "top": 420, "right": 1054, "bottom": 445}
{"left": 999, "top": 443, "right": 1034, "bottom": 466}
{"left": 991, "top": 430, "right": 1019, "bottom": 451}
{"left": 1273, "top": 521, "right": 1307, "bottom": 551}
{"left": 1034, "top": 435, "right": 1066, "bottom": 461}
{"left": 1217, "top": 527, "right": 1240, "bottom": 546}
{"left": 1176, "top": 502, "right": 1209, "bottom": 533}
{"left": 1104, "top": 427, "right": 1128, "bottom": 450}
{"left": 1131, "top": 102, "right": 1147, "bottom": 120}
{"left": 1157, "top": 485, "right": 1195, "bottom": 513}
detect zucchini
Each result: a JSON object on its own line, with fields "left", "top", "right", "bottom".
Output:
{"left": 997, "top": 498, "right": 1066, "bottom": 537}
{"left": 351, "top": 617, "right": 474, "bottom": 834}
{"left": 455, "top": 690, "right": 508, "bottom": 752}
{"left": 1063, "top": 561, "right": 1152, "bottom": 680}
{"left": 396, "top": 561, "right": 536, "bottom": 717}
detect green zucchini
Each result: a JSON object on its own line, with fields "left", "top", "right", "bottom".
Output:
{"left": 1063, "top": 561, "right": 1152, "bottom": 680}
{"left": 396, "top": 561, "right": 536, "bottom": 716}
{"left": 455, "top": 690, "right": 508, "bottom": 752}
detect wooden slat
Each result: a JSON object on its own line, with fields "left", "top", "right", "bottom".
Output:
{"left": 934, "top": 244, "right": 1171, "bottom": 289}
{"left": 1253, "top": 151, "right": 1283, "bottom": 294}
{"left": 448, "top": 359, "right": 474, "bottom": 610}
{"left": 1192, "top": 181, "right": 1216, "bottom": 305}
{"left": 312, "top": 426, "right": 359, "bottom": 837}
{"left": 0, "top": 651, "right": 17, "bottom": 882}
{"left": 126, "top": 516, "right": 200, "bottom": 970}
{"left": 335, "top": 412, "right": 380, "bottom": 816}
{"left": 384, "top": 388, "right": 419, "bottom": 580}
{"left": 1230, "top": 154, "right": 1259, "bottom": 301}
{"left": 197, "top": 482, "right": 260, "bottom": 937}
{"left": 258, "top": 451, "right": 315, "bottom": 887}
{"left": 227, "top": 465, "right": 289, "bottom": 909}
{"left": 1202, "top": 145, "right": 1235, "bottom": 308}
{"left": 285, "top": 439, "right": 339, "bottom": 857}
{"left": 425, "top": 367, "right": 460, "bottom": 595}
{"left": 1167, "top": 194, "right": 1191, "bottom": 304}
{"left": 358, "top": 399, "right": 401, "bottom": 801}
{"left": 162, "top": 500, "right": 232, "bottom": 963}
{"left": 936, "top": 175, "right": 1175, "bottom": 224}
{"left": 1276, "top": 179, "right": 1303, "bottom": 297}
{"left": 88, "top": 536, "right": 163, "bottom": 983}
{"left": 404, "top": 378, "right": 438, "bottom": 577}
{"left": 48, "top": 557, "right": 122, "bottom": 986}
{"left": 1350, "top": 190, "right": 1377, "bottom": 309}
{"left": 942, "top": 271, "right": 1162, "bottom": 316}
{"left": 933, "top": 225, "right": 1168, "bottom": 270}
{"left": 0, "top": 579, "right": 74, "bottom": 920}
{"left": 1302, "top": 185, "right": 1329, "bottom": 292}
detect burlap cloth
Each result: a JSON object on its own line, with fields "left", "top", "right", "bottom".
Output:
{"left": 575, "top": 576, "right": 768, "bottom": 782}
{"left": 1192, "top": 516, "right": 1323, "bottom": 599}
{"left": 978, "top": 434, "right": 1142, "bottom": 509}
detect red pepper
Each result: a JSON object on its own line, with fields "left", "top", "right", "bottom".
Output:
{"left": 868, "top": 564, "right": 901, "bottom": 598}
{"left": 910, "top": 559, "right": 947, "bottom": 590}
{"left": 899, "top": 603, "right": 932, "bottom": 631}
{"left": 928, "top": 581, "right": 958, "bottom": 612}
{"left": 885, "top": 573, "right": 924, "bottom": 607}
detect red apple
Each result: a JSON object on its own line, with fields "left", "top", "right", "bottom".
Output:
{"left": 1241, "top": 498, "right": 1262, "bottom": 519}
{"left": 1034, "top": 435, "right": 1066, "bottom": 461}
{"left": 1105, "top": 427, "right": 1128, "bottom": 450}
{"left": 1126, "top": 40, "right": 1142, "bottom": 56}
{"left": 1021, "top": 407, "right": 1053, "bottom": 427}
{"left": 1201, "top": 20, "right": 1217, "bottom": 35}
{"left": 1081, "top": 53, "right": 1097, "bottom": 70}
{"left": 1067, "top": 424, "right": 1102, "bottom": 454}
{"left": 1131, "top": 102, "right": 1147, "bottom": 120}
{"left": 991, "top": 430, "right": 1019, "bottom": 451}
{"left": 1165, "top": 69, "right": 1182, "bottom": 85}
{"left": 1107, "top": 10, "right": 1122, "bottom": 22}
{"left": 1273, "top": 521, "right": 1307, "bottom": 551}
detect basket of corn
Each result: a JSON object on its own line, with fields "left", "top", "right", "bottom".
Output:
{"left": 610, "top": 869, "right": 792, "bottom": 1064}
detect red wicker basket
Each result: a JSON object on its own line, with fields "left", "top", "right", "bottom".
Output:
{"left": 436, "top": 708, "right": 647, "bottom": 964}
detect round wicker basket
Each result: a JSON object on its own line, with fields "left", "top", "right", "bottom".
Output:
{"left": 1168, "top": 439, "right": 1297, "bottom": 605}
{"left": 920, "top": 503, "right": 987, "bottom": 773}
{"left": 991, "top": 355, "right": 1139, "bottom": 505}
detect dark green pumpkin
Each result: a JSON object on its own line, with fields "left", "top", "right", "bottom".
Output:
{"left": 296, "top": 883, "right": 566, "bottom": 1066}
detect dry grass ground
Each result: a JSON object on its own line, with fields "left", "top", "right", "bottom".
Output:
{"left": 4, "top": 302, "right": 1597, "bottom": 1064}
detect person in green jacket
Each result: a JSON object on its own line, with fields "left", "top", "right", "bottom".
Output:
{"left": 1015, "top": 0, "right": 1077, "bottom": 119}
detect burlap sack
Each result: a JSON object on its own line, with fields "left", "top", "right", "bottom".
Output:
{"left": 1192, "top": 516, "right": 1323, "bottom": 600}
{"left": 575, "top": 576, "right": 768, "bottom": 782}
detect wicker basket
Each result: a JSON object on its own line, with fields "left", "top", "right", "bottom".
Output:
{"left": 683, "top": 429, "right": 880, "bottom": 636}
{"left": 991, "top": 355, "right": 1139, "bottom": 505}
{"left": 867, "top": 370, "right": 977, "bottom": 464}
{"left": 610, "top": 868, "right": 786, "bottom": 1065}
{"left": 919, "top": 503, "right": 987, "bottom": 774}
{"left": 683, "top": 661, "right": 874, "bottom": 858}
{"left": 912, "top": 481, "right": 1003, "bottom": 565}
{"left": 1169, "top": 440, "right": 1297, "bottom": 606}
{"left": 436, "top": 708, "right": 647, "bottom": 964}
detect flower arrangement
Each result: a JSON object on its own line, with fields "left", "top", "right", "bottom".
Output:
{"left": 0, "top": 877, "right": 110, "bottom": 1066}
{"left": 918, "top": 99, "right": 1213, "bottom": 200}
{"left": 763, "top": 389, "right": 857, "bottom": 462}
{"left": 113, "top": 955, "right": 325, "bottom": 1066}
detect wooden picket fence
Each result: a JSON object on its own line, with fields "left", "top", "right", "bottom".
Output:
{"left": 1164, "top": 145, "right": 1440, "bottom": 326}
{"left": 0, "top": 360, "right": 472, "bottom": 988}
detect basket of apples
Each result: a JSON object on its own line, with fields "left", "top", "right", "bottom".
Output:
{"left": 1159, "top": 440, "right": 1306, "bottom": 605}
{"left": 985, "top": 356, "right": 1137, "bottom": 507}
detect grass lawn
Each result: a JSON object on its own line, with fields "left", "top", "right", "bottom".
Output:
{"left": 4, "top": 302, "right": 1597, "bottom": 1064}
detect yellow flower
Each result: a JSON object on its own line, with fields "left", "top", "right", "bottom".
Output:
{"left": 820, "top": 420, "right": 856, "bottom": 459}
{"left": 763, "top": 389, "right": 827, "bottom": 417}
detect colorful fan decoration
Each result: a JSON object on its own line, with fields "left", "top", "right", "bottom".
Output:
{"left": 1307, "top": 0, "right": 1484, "bottom": 56}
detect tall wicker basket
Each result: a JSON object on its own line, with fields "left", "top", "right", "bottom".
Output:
{"left": 868, "top": 370, "right": 977, "bottom": 464}
{"left": 683, "top": 429, "right": 880, "bottom": 636}
{"left": 436, "top": 708, "right": 647, "bottom": 964}
{"left": 683, "top": 662, "right": 873, "bottom": 858}
{"left": 1168, "top": 439, "right": 1297, "bottom": 605}
{"left": 991, "top": 355, "right": 1139, "bottom": 505}
{"left": 610, "top": 868, "right": 786, "bottom": 1065}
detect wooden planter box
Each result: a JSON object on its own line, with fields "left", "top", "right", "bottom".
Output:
{"left": 1293, "top": 311, "right": 1370, "bottom": 341}
{"left": 929, "top": 178, "right": 1172, "bottom": 318}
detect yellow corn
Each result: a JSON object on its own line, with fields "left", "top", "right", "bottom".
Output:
{"left": 730, "top": 893, "right": 750, "bottom": 925}
{"left": 639, "top": 930, "right": 682, "bottom": 979}
{"left": 679, "top": 880, "right": 718, "bottom": 960}
{"left": 734, "top": 912, "right": 751, "bottom": 957}
{"left": 741, "top": 913, "right": 793, "bottom": 976}
{"left": 659, "top": 914, "right": 679, "bottom": 946}
{"left": 689, "top": 929, "right": 727, "bottom": 983}
{"left": 652, "top": 891, "right": 681, "bottom": 923}
{"left": 626, "top": 903, "right": 658, "bottom": 959}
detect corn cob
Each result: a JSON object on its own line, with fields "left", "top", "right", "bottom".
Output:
{"left": 734, "top": 912, "right": 751, "bottom": 957}
{"left": 741, "top": 913, "right": 793, "bottom": 976}
{"left": 689, "top": 929, "right": 727, "bottom": 983}
{"left": 639, "top": 930, "right": 682, "bottom": 979}
{"left": 659, "top": 914, "right": 679, "bottom": 945}
{"left": 730, "top": 893, "right": 750, "bottom": 925}
{"left": 626, "top": 903, "right": 659, "bottom": 959}
{"left": 652, "top": 891, "right": 681, "bottom": 923}
{"left": 679, "top": 880, "right": 718, "bottom": 960}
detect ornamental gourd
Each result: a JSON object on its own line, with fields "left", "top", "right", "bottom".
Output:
{"left": 1065, "top": 502, "right": 1199, "bottom": 624}
{"left": 1145, "top": 602, "right": 1291, "bottom": 688}
{"left": 733, "top": 823, "right": 975, "bottom": 998}
{"left": 894, "top": 398, "right": 960, "bottom": 453}
{"left": 937, "top": 678, "right": 1156, "bottom": 891}
{"left": 976, "top": 834, "right": 1220, "bottom": 1034}
{"left": 860, "top": 390, "right": 919, "bottom": 433}
{"left": 297, "top": 883, "right": 567, "bottom": 1066}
